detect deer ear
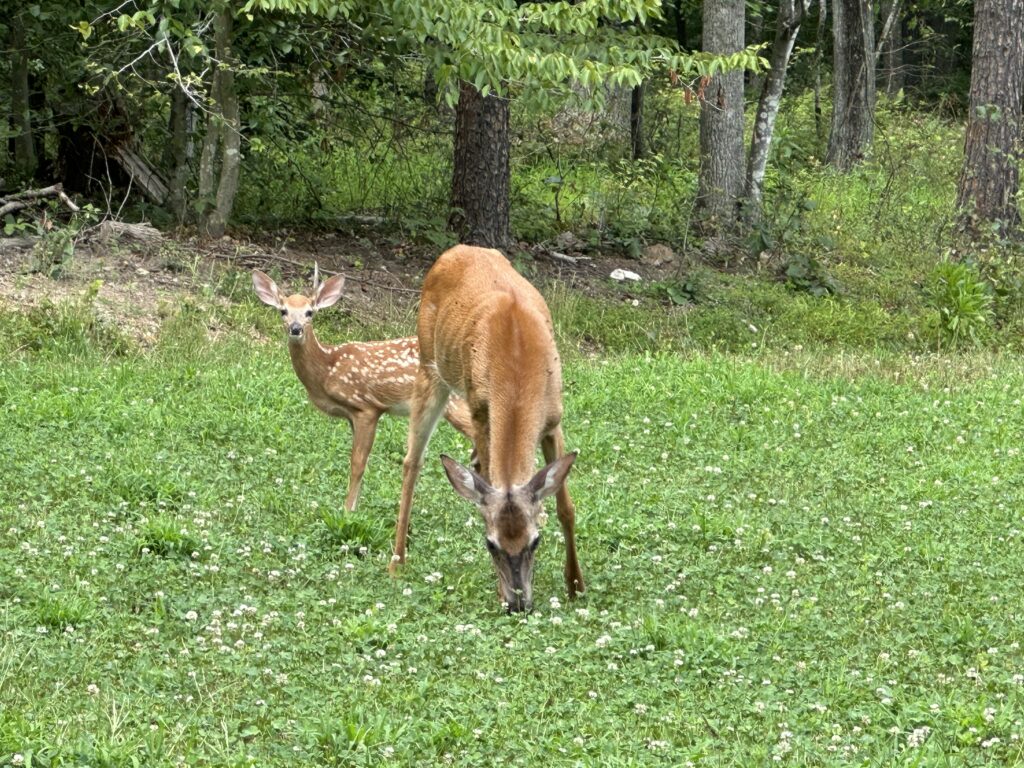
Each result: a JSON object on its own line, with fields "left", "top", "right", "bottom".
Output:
{"left": 440, "top": 454, "right": 493, "bottom": 505}
{"left": 526, "top": 451, "right": 577, "bottom": 502}
{"left": 314, "top": 274, "right": 345, "bottom": 310}
{"left": 252, "top": 270, "right": 282, "bottom": 308}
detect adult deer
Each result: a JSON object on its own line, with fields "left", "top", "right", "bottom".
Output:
{"left": 252, "top": 267, "right": 474, "bottom": 512}
{"left": 390, "top": 245, "right": 583, "bottom": 612}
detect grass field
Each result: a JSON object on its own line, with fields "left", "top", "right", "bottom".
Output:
{"left": 2, "top": 315, "right": 1024, "bottom": 766}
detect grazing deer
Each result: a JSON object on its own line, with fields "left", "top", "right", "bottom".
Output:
{"left": 252, "top": 267, "right": 475, "bottom": 512}
{"left": 390, "top": 245, "right": 583, "bottom": 612}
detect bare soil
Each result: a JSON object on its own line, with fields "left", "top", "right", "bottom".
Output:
{"left": 0, "top": 227, "right": 677, "bottom": 345}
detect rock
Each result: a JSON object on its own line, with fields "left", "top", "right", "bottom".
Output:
{"left": 555, "top": 231, "right": 580, "bottom": 250}
{"left": 642, "top": 243, "right": 675, "bottom": 266}
{"left": 610, "top": 268, "right": 641, "bottom": 282}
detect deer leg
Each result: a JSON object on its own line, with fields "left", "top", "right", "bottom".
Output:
{"left": 542, "top": 427, "right": 585, "bottom": 598}
{"left": 443, "top": 396, "right": 479, "bottom": 472}
{"left": 390, "top": 371, "right": 451, "bottom": 573}
{"left": 344, "top": 412, "right": 380, "bottom": 513}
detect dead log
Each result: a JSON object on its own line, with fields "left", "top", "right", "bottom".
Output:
{"left": 0, "top": 183, "right": 80, "bottom": 218}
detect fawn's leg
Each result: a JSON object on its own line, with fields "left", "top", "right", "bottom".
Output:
{"left": 344, "top": 412, "right": 380, "bottom": 512}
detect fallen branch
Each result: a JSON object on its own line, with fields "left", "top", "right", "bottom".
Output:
{"left": 0, "top": 183, "right": 80, "bottom": 218}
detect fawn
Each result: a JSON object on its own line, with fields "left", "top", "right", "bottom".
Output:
{"left": 253, "top": 267, "right": 474, "bottom": 512}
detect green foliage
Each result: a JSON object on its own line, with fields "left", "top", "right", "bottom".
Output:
{"left": 0, "top": 281, "right": 132, "bottom": 359}
{"left": 784, "top": 252, "right": 839, "bottom": 296}
{"left": 925, "top": 260, "right": 994, "bottom": 347}
{"left": 137, "top": 516, "right": 203, "bottom": 558}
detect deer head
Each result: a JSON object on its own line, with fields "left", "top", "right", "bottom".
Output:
{"left": 252, "top": 268, "right": 345, "bottom": 343}
{"left": 440, "top": 452, "right": 577, "bottom": 612}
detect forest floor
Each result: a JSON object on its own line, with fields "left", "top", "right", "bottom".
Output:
{"left": 0, "top": 228, "right": 673, "bottom": 347}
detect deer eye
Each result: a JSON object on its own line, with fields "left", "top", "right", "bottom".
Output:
{"left": 305, "top": 309, "right": 313, "bottom": 317}
{"left": 279, "top": 309, "right": 286, "bottom": 316}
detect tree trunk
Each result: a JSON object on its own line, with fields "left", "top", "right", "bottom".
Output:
{"left": 201, "top": 9, "right": 241, "bottom": 239}
{"left": 10, "top": 15, "right": 37, "bottom": 180}
{"left": 826, "top": 0, "right": 875, "bottom": 170}
{"left": 167, "top": 86, "right": 193, "bottom": 223}
{"left": 630, "top": 82, "right": 646, "bottom": 160}
{"left": 450, "top": 81, "right": 510, "bottom": 249}
{"left": 878, "top": 0, "right": 905, "bottom": 95}
{"left": 695, "top": 0, "right": 746, "bottom": 234}
{"left": 813, "top": 0, "right": 827, "bottom": 141}
{"left": 745, "top": 0, "right": 809, "bottom": 223}
{"left": 197, "top": 74, "right": 221, "bottom": 217}
{"left": 956, "top": 0, "right": 1024, "bottom": 237}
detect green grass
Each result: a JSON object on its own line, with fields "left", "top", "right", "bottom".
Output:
{"left": 2, "top": 308, "right": 1024, "bottom": 766}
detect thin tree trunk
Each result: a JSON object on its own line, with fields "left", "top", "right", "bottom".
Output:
{"left": 956, "top": 0, "right": 1024, "bottom": 237}
{"left": 450, "top": 81, "right": 510, "bottom": 249}
{"left": 206, "top": 9, "right": 240, "bottom": 239}
{"left": 167, "top": 86, "right": 191, "bottom": 223}
{"left": 696, "top": 0, "right": 746, "bottom": 234}
{"left": 10, "top": 15, "right": 36, "bottom": 179}
{"left": 745, "top": 0, "right": 809, "bottom": 224}
{"left": 197, "top": 73, "right": 221, "bottom": 216}
{"left": 813, "top": 0, "right": 827, "bottom": 141}
{"left": 826, "top": 0, "right": 875, "bottom": 170}
{"left": 630, "top": 82, "right": 646, "bottom": 160}
{"left": 877, "top": 0, "right": 905, "bottom": 94}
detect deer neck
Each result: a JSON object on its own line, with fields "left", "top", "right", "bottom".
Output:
{"left": 288, "top": 329, "right": 332, "bottom": 397}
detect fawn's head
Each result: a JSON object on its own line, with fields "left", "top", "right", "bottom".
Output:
{"left": 252, "top": 268, "right": 345, "bottom": 343}
{"left": 440, "top": 452, "right": 577, "bottom": 613}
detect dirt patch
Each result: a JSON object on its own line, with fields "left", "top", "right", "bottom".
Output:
{"left": 0, "top": 227, "right": 681, "bottom": 345}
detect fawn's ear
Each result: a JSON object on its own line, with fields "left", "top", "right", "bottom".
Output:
{"left": 252, "top": 270, "right": 282, "bottom": 308}
{"left": 440, "top": 454, "right": 493, "bottom": 505}
{"left": 526, "top": 451, "right": 577, "bottom": 503}
{"left": 314, "top": 274, "right": 345, "bottom": 310}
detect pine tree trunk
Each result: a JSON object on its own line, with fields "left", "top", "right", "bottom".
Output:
{"left": 826, "top": 0, "right": 875, "bottom": 170}
{"left": 956, "top": 0, "right": 1024, "bottom": 237}
{"left": 745, "top": 0, "right": 809, "bottom": 223}
{"left": 630, "top": 82, "right": 646, "bottom": 160}
{"left": 10, "top": 15, "right": 37, "bottom": 180}
{"left": 696, "top": 0, "right": 746, "bottom": 234}
{"left": 450, "top": 81, "right": 510, "bottom": 249}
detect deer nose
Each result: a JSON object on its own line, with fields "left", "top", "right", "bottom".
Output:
{"left": 288, "top": 323, "right": 303, "bottom": 336}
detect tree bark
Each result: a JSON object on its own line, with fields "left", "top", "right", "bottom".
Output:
{"left": 201, "top": 9, "right": 241, "bottom": 238}
{"left": 10, "top": 15, "right": 37, "bottom": 180}
{"left": 450, "top": 81, "right": 510, "bottom": 249}
{"left": 745, "top": 0, "right": 809, "bottom": 223}
{"left": 630, "top": 82, "right": 646, "bottom": 160}
{"left": 956, "top": 0, "right": 1024, "bottom": 237}
{"left": 826, "top": 0, "right": 875, "bottom": 170}
{"left": 696, "top": 0, "right": 746, "bottom": 234}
